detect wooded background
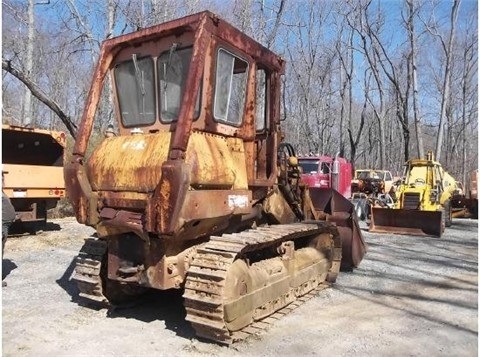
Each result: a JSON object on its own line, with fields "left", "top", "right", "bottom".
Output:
{"left": 2, "top": 0, "right": 478, "bottom": 185}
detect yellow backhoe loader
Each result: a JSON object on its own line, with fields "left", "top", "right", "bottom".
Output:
{"left": 370, "top": 152, "right": 456, "bottom": 237}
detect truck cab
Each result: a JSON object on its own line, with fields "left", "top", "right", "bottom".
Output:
{"left": 298, "top": 155, "right": 352, "bottom": 198}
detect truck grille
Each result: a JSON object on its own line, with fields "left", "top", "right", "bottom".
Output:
{"left": 403, "top": 192, "right": 420, "bottom": 210}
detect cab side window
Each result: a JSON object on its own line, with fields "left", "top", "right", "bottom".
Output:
{"left": 321, "top": 162, "right": 330, "bottom": 174}
{"left": 256, "top": 69, "right": 267, "bottom": 131}
{"left": 214, "top": 49, "right": 248, "bottom": 126}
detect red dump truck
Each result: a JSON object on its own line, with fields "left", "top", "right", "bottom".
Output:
{"left": 2, "top": 124, "right": 66, "bottom": 233}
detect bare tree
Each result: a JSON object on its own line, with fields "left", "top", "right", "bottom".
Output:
{"left": 460, "top": 32, "right": 478, "bottom": 185}
{"left": 405, "top": 0, "right": 424, "bottom": 158}
{"left": 347, "top": 1, "right": 388, "bottom": 167}
{"left": 334, "top": 16, "right": 355, "bottom": 159}
{"left": 22, "top": 0, "right": 35, "bottom": 126}
{"left": 284, "top": 0, "right": 338, "bottom": 155}
{"left": 423, "top": 0, "right": 461, "bottom": 162}
{"left": 2, "top": 59, "right": 78, "bottom": 137}
{"left": 1, "top": 0, "right": 476, "bottom": 177}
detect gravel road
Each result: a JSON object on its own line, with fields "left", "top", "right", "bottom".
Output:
{"left": 2, "top": 217, "right": 477, "bottom": 357}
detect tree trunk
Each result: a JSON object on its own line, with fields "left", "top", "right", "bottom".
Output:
{"left": 407, "top": 0, "right": 424, "bottom": 158}
{"left": 435, "top": 0, "right": 460, "bottom": 161}
{"left": 22, "top": 0, "right": 35, "bottom": 126}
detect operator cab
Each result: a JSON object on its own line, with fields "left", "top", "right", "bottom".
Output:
{"left": 104, "top": 11, "right": 285, "bottom": 184}
{"left": 112, "top": 42, "right": 268, "bottom": 136}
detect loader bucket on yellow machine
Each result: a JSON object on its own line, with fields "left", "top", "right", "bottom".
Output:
{"left": 370, "top": 207, "right": 443, "bottom": 238}
{"left": 309, "top": 187, "right": 367, "bottom": 270}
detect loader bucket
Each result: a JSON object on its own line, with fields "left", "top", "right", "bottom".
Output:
{"left": 370, "top": 207, "right": 443, "bottom": 237}
{"left": 309, "top": 187, "right": 367, "bottom": 270}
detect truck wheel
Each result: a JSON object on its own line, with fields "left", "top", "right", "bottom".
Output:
{"left": 444, "top": 200, "right": 453, "bottom": 227}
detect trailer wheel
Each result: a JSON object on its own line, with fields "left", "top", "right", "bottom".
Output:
{"left": 444, "top": 200, "right": 453, "bottom": 227}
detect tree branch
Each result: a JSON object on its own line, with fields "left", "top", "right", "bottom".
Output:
{"left": 2, "top": 58, "right": 78, "bottom": 138}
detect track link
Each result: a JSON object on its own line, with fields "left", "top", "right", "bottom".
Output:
{"left": 72, "top": 237, "right": 109, "bottom": 305}
{"left": 183, "top": 222, "right": 342, "bottom": 344}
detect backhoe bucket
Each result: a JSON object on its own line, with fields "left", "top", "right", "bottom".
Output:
{"left": 309, "top": 188, "right": 367, "bottom": 270}
{"left": 370, "top": 207, "right": 443, "bottom": 237}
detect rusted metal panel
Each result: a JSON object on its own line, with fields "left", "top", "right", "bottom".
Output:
{"left": 65, "top": 155, "right": 101, "bottom": 226}
{"left": 186, "top": 133, "right": 248, "bottom": 189}
{"left": 87, "top": 131, "right": 248, "bottom": 193}
{"left": 99, "top": 191, "right": 149, "bottom": 210}
{"left": 180, "top": 190, "right": 251, "bottom": 219}
{"left": 263, "top": 188, "right": 297, "bottom": 224}
{"left": 309, "top": 187, "right": 367, "bottom": 270}
{"left": 87, "top": 133, "right": 171, "bottom": 192}
{"left": 169, "top": 14, "right": 209, "bottom": 160}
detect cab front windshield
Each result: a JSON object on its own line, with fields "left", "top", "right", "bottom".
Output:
{"left": 299, "top": 160, "right": 319, "bottom": 174}
{"left": 114, "top": 46, "right": 197, "bottom": 128}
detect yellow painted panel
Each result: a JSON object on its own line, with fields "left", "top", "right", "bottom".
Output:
{"left": 3, "top": 164, "right": 65, "bottom": 189}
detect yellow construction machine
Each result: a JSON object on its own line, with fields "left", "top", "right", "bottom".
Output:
{"left": 370, "top": 152, "right": 456, "bottom": 237}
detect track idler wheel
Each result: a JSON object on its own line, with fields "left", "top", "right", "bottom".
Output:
{"left": 223, "top": 260, "right": 254, "bottom": 331}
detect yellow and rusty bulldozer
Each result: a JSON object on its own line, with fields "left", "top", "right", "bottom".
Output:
{"left": 370, "top": 152, "right": 456, "bottom": 237}
{"left": 65, "top": 11, "right": 366, "bottom": 344}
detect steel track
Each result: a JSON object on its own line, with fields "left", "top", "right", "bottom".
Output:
{"left": 183, "top": 222, "right": 342, "bottom": 344}
{"left": 72, "top": 222, "right": 342, "bottom": 344}
{"left": 72, "top": 237, "right": 109, "bottom": 304}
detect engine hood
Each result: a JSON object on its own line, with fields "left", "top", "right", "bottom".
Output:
{"left": 86, "top": 131, "right": 248, "bottom": 192}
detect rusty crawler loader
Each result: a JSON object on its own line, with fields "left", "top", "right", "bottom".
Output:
{"left": 65, "top": 11, "right": 366, "bottom": 344}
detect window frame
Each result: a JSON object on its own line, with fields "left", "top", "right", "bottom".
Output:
{"left": 255, "top": 67, "right": 269, "bottom": 132}
{"left": 157, "top": 45, "right": 202, "bottom": 124}
{"left": 213, "top": 47, "right": 249, "bottom": 128}
{"left": 114, "top": 55, "right": 157, "bottom": 128}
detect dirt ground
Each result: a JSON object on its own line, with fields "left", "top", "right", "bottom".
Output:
{"left": 2, "top": 217, "right": 478, "bottom": 357}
